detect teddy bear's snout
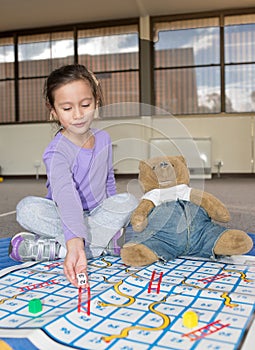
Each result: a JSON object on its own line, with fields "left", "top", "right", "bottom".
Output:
{"left": 160, "top": 161, "right": 169, "bottom": 168}
{"left": 153, "top": 162, "right": 176, "bottom": 185}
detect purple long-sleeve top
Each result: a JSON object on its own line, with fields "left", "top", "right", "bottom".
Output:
{"left": 43, "top": 128, "right": 116, "bottom": 242}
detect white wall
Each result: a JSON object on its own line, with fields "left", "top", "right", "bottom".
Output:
{"left": 179, "top": 116, "right": 253, "bottom": 173}
{"left": 0, "top": 123, "right": 54, "bottom": 176}
{"left": 0, "top": 115, "right": 254, "bottom": 176}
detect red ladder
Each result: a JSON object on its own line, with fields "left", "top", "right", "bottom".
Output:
{"left": 78, "top": 285, "right": 91, "bottom": 316}
{"left": 148, "top": 270, "right": 163, "bottom": 294}
{"left": 182, "top": 319, "right": 230, "bottom": 341}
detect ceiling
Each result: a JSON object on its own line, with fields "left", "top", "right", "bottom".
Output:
{"left": 1, "top": 0, "right": 255, "bottom": 32}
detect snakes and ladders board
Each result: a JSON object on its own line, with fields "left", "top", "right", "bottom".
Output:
{"left": 0, "top": 256, "right": 255, "bottom": 350}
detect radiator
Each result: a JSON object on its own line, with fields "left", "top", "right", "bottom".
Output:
{"left": 149, "top": 137, "right": 212, "bottom": 179}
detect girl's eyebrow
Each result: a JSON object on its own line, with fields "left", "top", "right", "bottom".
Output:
{"left": 58, "top": 97, "right": 93, "bottom": 106}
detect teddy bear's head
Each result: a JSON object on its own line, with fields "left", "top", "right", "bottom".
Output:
{"left": 138, "top": 155, "right": 190, "bottom": 193}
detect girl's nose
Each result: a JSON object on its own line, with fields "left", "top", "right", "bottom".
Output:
{"left": 73, "top": 108, "right": 83, "bottom": 120}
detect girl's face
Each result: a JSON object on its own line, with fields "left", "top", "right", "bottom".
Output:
{"left": 51, "top": 79, "right": 96, "bottom": 140}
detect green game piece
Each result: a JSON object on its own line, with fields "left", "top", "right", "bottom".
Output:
{"left": 28, "top": 298, "right": 42, "bottom": 314}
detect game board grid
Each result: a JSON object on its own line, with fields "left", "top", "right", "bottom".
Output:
{"left": 49, "top": 258, "right": 255, "bottom": 349}
{"left": 0, "top": 256, "right": 255, "bottom": 349}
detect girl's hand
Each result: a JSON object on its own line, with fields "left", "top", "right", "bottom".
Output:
{"left": 63, "top": 237, "right": 87, "bottom": 287}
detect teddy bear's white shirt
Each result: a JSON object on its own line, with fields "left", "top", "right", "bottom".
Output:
{"left": 142, "top": 184, "right": 191, "bottom": 206}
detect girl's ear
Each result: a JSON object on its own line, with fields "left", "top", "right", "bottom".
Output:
{"left": 49, "top": 108, "right": 58, "bottom": 122}
{"left": 49, "top": 112, "right": 55, "bottom": 121}
{"left": 94, "top": 105, "right": 99, "bottom": 119}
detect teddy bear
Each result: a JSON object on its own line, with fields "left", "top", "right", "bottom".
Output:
{"left": 120, "top": 155, "right": 253, "bottom": 266}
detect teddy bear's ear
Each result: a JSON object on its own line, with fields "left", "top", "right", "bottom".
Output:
{"left": 177, "top": 155, "right": 187, "bottom": 165}
{"left": 139, "top": 160, "right": 147, "bottom": 170}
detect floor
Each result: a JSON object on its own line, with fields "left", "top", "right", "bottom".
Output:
{"left": 0, "top": 174, "right": 255, "bottom": 239}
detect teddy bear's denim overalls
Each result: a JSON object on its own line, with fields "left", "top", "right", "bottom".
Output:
{"left": 130, "top": 199, "right": 227, "bottom": 262}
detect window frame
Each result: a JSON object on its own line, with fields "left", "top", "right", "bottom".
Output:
{"left": 1, "top": 8, "right": 255, "bottom": 124}
{"left": 151, "top": 8, "right": 255, "bottom": 116}
{"left": 0, "top": 18, "right": 139, "bottom": 124}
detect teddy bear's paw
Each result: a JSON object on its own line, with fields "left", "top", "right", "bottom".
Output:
{"left": 214, "top": 230, "right": 253, "bottom": 256}
{"left": 120, "top": 242, "right": 158, "bottom": 267}
{"left": 131, "top": 216, "right": 148, "bottom": 232}
{"left": 214, "top": 208, "right": 230, "bottom": 223}
{"left": 132, "top": 223, "right": 146, "bottom": 232}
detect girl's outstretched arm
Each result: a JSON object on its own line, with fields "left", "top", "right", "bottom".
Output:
{"left": 63, "top": 237, "right": 88, "bottom": 287}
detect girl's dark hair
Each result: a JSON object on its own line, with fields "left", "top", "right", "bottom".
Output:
{"left": 44, "top": 64, "right": 103, "bottom": 108}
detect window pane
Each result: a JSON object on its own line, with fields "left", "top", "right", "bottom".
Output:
{"left": 0, "top": 38, "right": 15, "bottom": 123}
{"left": 224, "top": 14, "right": 255, "bottom": 113}
{"left": 78, "top": 25, "right": 139, "bottom": 108}
{"left": 100, "top": 71, "right": 138, "bottom": 102}
{"left": 196, "top": 67, "right": 221, "bottom": 113}
{"left": 19, "top": 78, "right": 48, "bottom": 122}
{"left": 154, "top": 18, "right": 220, "bottom": 115}
{"left": 0, "top": 37, "right": 14, "bottom": 78}
{"left": 18, "top": 32, "right": 74, "bottom": 77}
{"left": 17, "top": 32, "right": 74, "bottom": 122}
{"left": 225, "top": 64, "right": 255, "bottom": 112}
{"left": 78, "top": 34, "right": 138, "bottom": 71}
{"left": 155, "top": 22, "right": 220, "bottom": 66}
{"left": 225, "top": 23, "right": 255, "bottom": 64}
{"left": 155, "top": 66, "right": 221, "bottom": 114}
{"left": 51, "top": 32, "right": 74, "bottom": 69}
{"left": 0, "top": 80, "right": 15, "bottom": 123}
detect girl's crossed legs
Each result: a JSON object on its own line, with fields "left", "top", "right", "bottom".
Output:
{"left": 9, "top": 193, "right": 138, "bottom": 262}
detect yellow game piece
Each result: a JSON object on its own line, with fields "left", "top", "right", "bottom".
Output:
{"left": 182, "top": 310, "right": 198, "bottom": 328}
{"left": 0, "top": 177, "right": 3, "bottom": 182}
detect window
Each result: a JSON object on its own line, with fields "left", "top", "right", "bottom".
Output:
{"left": 0, "top": 12, "right": 254, "bottom": 123}
{"left": 78, "top": 25, "right": 139, "bottom": 115}
{"left": 0, "top": 37, "right": 15, "bottom": 123}
{"left": 154, "top": 18, "right": 221, "bottom": 115}
{"left": 0, "top": 22, "right": 139, "bottom": 124}
{"left": 224, "top": 14, "right": 255, "bottom": 112}
{"left": 18, "top": 31, "right": 74, "bottom": 122}
{"left": 153, "top": 12, "right": 255, "bottom": 115}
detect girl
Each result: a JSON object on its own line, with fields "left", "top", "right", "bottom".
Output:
{"left": 9, "top": 64, "right": 138, "bottom": 287}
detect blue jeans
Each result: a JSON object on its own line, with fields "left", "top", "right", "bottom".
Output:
{"left": 130, "top": 200, "right": 227, "bottom": 262}
{"left": 16, "top": 193, "right": 138, "bottom": 259}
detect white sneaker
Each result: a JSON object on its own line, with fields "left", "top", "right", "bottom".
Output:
{"left": 9, "top": 232, "right": 61, "bottom": 262}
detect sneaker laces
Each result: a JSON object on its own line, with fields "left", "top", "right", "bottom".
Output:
{"left": 28, "top": 237, "right": 60, "bottom": 261}
{"left": 32, "top": 238, "right": 60, "bottom": 261}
